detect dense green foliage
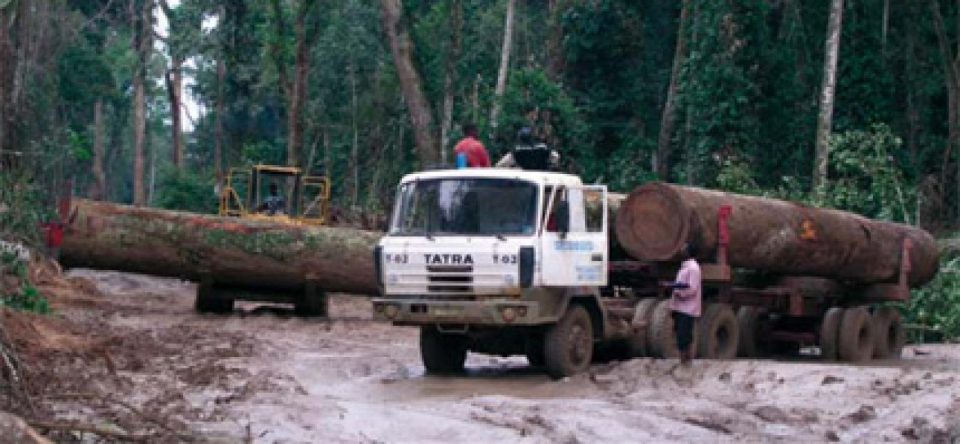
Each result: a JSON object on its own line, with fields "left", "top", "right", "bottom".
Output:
{"left": 0, "top": 254, "right": 50, "bottom": 314}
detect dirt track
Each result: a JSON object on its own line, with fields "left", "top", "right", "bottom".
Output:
{"left": 23, "top": 270, "right": 960, "bottom": 442}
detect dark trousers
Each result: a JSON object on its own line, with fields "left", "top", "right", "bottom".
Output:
{"left": 672, "top": 311, "right": 695, "bottom": 353}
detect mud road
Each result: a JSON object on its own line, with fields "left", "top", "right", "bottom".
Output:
{"left": 38, "top": 270, "right": 960, "bottom": 442}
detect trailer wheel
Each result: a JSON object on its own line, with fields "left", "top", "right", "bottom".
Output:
{"left": 648, "top": 300, "right": 679, "bottom": 358}
{"left": 627, "top": 298, "right": 660, "bottom": 357}
{"left": 697, "top": 303, "right": 739, "bottom": 359}
{"left": 819, "top": 307, "right": 843, "bottom": 361}
{"left": 736, "top": 306, "right": 768, "bottom": 358}
{"left": 872, "top": 307, "right": 906, "bottom": 359}
{"left": 838, "top": 307, "right": 874, "bottom": 362}
{"left": 295, "top": 286, "right": 328, "bottom": 317}
{"left": 420, "top": 326, "right": 468, "bottom": 374}
{"left": 544, "top": 304, "right": 594, "bottom": 378}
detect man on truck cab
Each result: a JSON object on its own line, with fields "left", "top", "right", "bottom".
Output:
{"left": 496, "top": 127, "right": 559, "bottom": 171}
{"left": 453, "top": 123, "right": 491, "bottom": 167}
{"left": 670, "top": 243, "right": 702, "bottom": 366}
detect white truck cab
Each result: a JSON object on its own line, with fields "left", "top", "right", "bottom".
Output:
{"left": 374, "top": 168, "right": 616, "bottom": 377}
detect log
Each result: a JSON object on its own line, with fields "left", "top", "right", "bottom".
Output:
{"left": 61, "top": 199, "right": 382, "bottom": 295}
{"left": 615, "top": 182, "right": 939, "bottom": 287}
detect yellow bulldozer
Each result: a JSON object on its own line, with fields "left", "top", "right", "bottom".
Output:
{"left": 218, "top": 164, "right": 331, "bottom": 226}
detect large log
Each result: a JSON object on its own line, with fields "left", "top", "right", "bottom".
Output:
{"left": 61, "top": 199, "right": 382, "bottom": 295}
{"left": 615, "top": 182, "right": 939, "bottom": 287}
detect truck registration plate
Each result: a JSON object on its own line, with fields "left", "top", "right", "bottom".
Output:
{"left": 431, "top": 306, "right": 463, "bottom": 317}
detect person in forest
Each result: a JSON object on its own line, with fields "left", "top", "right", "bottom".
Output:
{"left": 496, "top": 126, "right": 559, "bottom": 171}
{"left": 452, "top": 123, "right": 491, "bottom": 167}
{"left": 670, "top": 243, "right": 702, "bottom": 367}
{"left": 258, "top": 183, "right": 286, "bottom": 216}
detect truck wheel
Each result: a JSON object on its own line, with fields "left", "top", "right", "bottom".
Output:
{"left": 295, "top": 288, "right": 328, "bottom": 317}
{"left": 420, "top": 326, "right": 468, "bottom": 374}
{"left": 647, "top": 299, "right": 679, "bottom": 358}
{"left": 819, "top": 307, "right": 843, "bottom": 361}
{"left": 838, "top": 307, "right": 874, "bottom": 362}
{"left": 543, "top": 304, "right": 594, "bottom": 379}
{"left": 737, "top": 306, "right": 767, "bottom": 358}
{"left": 697, "top": 303, "right": 739, "bottom": 359}
{"left": 628, "top": 298, "right": 660, "bottom": 357}
{"left": 872, "top": 307, "right": 906, "bottom": 359}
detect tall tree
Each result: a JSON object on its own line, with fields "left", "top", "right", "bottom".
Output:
{"left": 490, "top": 0, "right": 516, "bottom": 130}
{"left": 439, "top": 0, "right": 463, "bottom": 162}
{"left": 813, "top": 0, "right": 844, "bottom": 193}
{"left": 90, "top": 99, "right": 106, "bottom": 199}
{"left": 131, "top": 0, "right": 153, "bottom": 206}
{"left": 654, "top": 0, "right": 691, "bottom": 180}
{"left": 158, "top": 0, "right": 184, "bottom": 169}
{"left": 929, "top": 0, "right": 960, "bottom": 217}
{"left": 287, "top": 0, "right": 318, "bottom": 168}
{"left": 380, "top": 0, "right": 438, "bottom": 164}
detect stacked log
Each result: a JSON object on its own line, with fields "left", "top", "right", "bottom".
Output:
{"left": 615, "top": 182, "right": 939, "bottom": 287}
{"left": 61, "top": 199, "right": 382, "bottom": 295}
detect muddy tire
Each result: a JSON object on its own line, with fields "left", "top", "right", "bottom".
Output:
{"left": 838, "top": 307, "right": 874, "bottom": 362}
{"left": 736, "top": 306, "right": 767, "bottom": 358}
{"left": 819, "top": 307, "right": 843, "bottom": 361}
{"left": 420, "top": 326, "right": 468, "bottom": 374}
{"left": 647, "top": 300, "right": 678, "bottom": 358}
{"left": 872, "top": 307, "right": 906, "bottom": 359}
{"left": 627, "top": 298, "right": 660, "bottom": 357}
{"left": 697, "top": 303, "right": 738, "bottom": 359}
{"left": 295, "top": 286, "right": 328, "bottom": 317}
{"left": 543, "top": 304, "right": 594, "bottom": 379}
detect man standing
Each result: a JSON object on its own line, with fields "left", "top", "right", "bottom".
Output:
{"left": 670, "top": 243, "right": 702, "bottom": 366}
{"left": 453, "top": 123, "right": 490, "bottom": 167}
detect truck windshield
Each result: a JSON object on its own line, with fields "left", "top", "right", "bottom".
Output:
{"left": 391, "top": 178, "right": 539, "bottom": 236}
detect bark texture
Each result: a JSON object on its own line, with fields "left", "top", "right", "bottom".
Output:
{"left": 381, "top": 0, "right": 438, "bottom": 164}
{"left": 165, "top": 57, "right": 184, "bottom": 169}
{"left": 131, "top": 0, "right": 152, "bottom": 206}
{"left": 489, "top": 0, "right": 516, "bottom": 129}
{"left": 61, "top": 199, "right": 382, "bottom": 295}
{"left": 813, "top": 0, "right": 844, "bottom": 192}
{"left": 439, "top": 0, "right": 462, "bottom": 163}
{"left": 655, "top": 0, "right": 691, "bottom": 180}
{"left": 90, "top": 99, "right": 106, "bottom": 200}
{"left": 615, "top": 182, "right": 939, "bottom": 287}
{"left": 929, "top": 0, "right": 960, "bottom": 217}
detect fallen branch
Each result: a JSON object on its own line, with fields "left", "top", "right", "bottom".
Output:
{"left": 25, "top": 418, "right": 148, "bottom": 442}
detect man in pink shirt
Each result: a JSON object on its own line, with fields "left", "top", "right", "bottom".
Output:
{"left": 453, "top": 123, "right": 490, "bottom": 167}
{"left": 670, "top": 243, "right": 702, "bottom": 366}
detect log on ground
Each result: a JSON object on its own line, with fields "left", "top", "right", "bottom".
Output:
{"left": 61, "top": 199, "right": 382, "bottom": 295}
{"left": 615, "top": 182, "right": 938, "bottom": 287}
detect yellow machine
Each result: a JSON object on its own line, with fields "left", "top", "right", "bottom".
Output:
{"left": 219, "top": 164, "right": 331, "bottom": 225}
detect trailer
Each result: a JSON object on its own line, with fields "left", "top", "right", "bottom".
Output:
{"left": 372, "top": 170, "right": 939, "bottom": 378}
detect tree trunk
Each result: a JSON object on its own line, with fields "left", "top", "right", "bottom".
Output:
{"left": 131, "top": 0, "right": 152, "bottom": 206}
{"left": 655, "top": 0, "right": 691, "bottom": 181}
{"left": 615, "top": 182, "right": 939, "bottom": 287}
{"left": 489, "top": 0, "right": 516, "bottom": 130}
{"left": 440, "top": 0, "right": 462, "bottom": 164}
{"left": 61, "top": 199, "right": 382, "bottom": 295}
{"left": 380, "top": 0, "right": 438, "bottom": 164}
{"left": 0, "top": 7, "right": 8, "bottom": 166}
{"left": 214, "top": 55, "right": 225, "bottom": 187}
{"left": 813, "top": 0, "right": 844, "bottom": 194}
{"left": 287, "top": 0, "right": 315, "bottom": 169}
{"left": 546, "top": 0, "right": 567, "bottom": 80}
{"left": 165, "top": 56, "right": 184, "bottom": 169}
{"left": 90, "top": 99, "right": 106, "bottom": 200}
{"left": 929, "top": 0, "right": 960, "bottom": 221}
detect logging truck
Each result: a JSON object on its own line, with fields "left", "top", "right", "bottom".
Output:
{"left": 372, "top": 169, "right": 940, "bottom": 378}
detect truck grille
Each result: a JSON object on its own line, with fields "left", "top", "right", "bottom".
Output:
{"left": 426, "top": 265, "right": 474, "bottom": 294}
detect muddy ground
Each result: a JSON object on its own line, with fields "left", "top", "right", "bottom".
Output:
{"left": 7, "top": 268, "right": 960, "bottom": 442}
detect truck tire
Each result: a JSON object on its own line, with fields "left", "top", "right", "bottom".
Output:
{"left": 872, "top": 307, "right": 906, "bottom": 359}
{"left": 819, "top": 307, "right": 843, "bottom": 361}
{"left": 838, "top": 307, "right": 874, "bottom": 362}
{"left": 697, "top": 303, "right": 739, "bottom": 359}
{"left": 295, "top": 288, "right": 328, "bottom": 317}
{"left": 543, "top": 304, "right": 594, "bottom": 379}
{"left": 648, "top": 300, "right": 679, "bottom": 358}
{"left": 420, "top": 326, "right": 468, "bottom": 374}
{"left": 627, "top": 298, "right": 660, "bottom": 357}
{"left": 736, "top": 306, "right": 768, "bottom": 358}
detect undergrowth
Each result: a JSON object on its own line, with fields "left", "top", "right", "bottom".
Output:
{"left": 0, "top": 253, "right": 50, "bottom": 314}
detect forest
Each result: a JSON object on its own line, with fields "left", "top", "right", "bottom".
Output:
{"left": 0, "top": 2, "right": 959, "bottom": 327}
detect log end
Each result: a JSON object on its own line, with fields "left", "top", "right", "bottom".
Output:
{"left": 615, "top": 182, "right": 689, "bottom": 262}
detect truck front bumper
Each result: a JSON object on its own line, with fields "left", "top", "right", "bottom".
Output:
{"left": 372, "top": 298, "right": 543, "bottom": 326}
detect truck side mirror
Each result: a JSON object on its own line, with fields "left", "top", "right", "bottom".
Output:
{"left": 555, "top": 200, "right": 570, "bottom": 237}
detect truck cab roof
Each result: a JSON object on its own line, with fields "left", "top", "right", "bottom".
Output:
{"left": 399, "top": 168, "right": 584, "bottom": 187}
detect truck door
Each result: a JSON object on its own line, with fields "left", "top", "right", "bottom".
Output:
{"left": 538, "top": 185, "right": 608, "bottom": 287}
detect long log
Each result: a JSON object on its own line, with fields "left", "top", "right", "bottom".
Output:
{"left": 615, "top": 182, "right": 939, "bottom": 287}
{"left": 61, "top": 199, "right": 382, "bottom": 295}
